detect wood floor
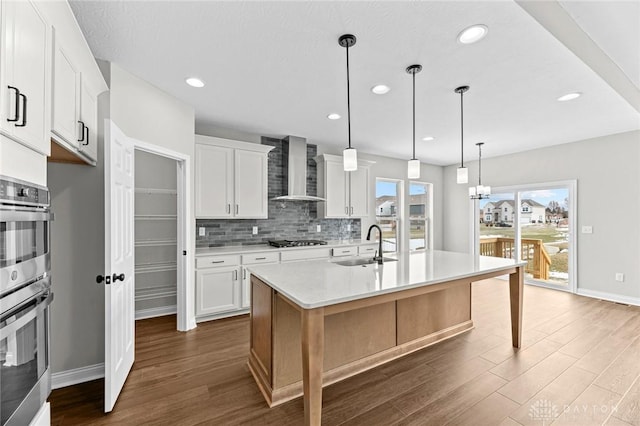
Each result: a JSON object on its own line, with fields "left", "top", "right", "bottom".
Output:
{"left": 50, "top": 279, "right": 640, "bottom": 425}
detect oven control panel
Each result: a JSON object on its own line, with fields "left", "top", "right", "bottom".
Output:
{"left": 0, "top": 175, "right": 49, "bottom": 207}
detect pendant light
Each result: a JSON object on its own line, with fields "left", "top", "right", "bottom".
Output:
{"left": 339, "top": 34, "right": 358, "bottom": 171}
{"left": 406, "top": 64, "right": 422, "bottom": 179}
{"left": 454, "top": 86, "right": 469, "bottom": 184}
{"left": 469, "top": 142, "right": 491, "bottom": 199}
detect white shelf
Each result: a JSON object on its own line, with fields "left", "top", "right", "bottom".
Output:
{"left": 135, "top": 214, "right": 177, "bottom": 220}
{"left": 135, "top": 188, "right": 177, "bottom": 195}
{"left": 135, "top": 239, "right": 177, "bottom": 247}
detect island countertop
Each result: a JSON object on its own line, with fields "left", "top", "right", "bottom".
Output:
{"left": 247, "top": 249, "right": 526, "bottom": 309}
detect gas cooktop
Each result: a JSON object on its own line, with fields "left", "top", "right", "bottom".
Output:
{"left": 268, "top": 240, "right": 328, "bottom": 248}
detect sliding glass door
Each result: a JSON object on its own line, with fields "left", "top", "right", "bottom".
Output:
{"left": 476, "top": 181, "right": 576, "bottom": 292}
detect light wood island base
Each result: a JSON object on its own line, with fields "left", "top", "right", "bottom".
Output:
{"left": 248, "top": 265, "right": 524, "bottom": 426}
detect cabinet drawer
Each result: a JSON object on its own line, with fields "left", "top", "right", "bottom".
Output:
{"left": 280, "top": 248, "right": 331, "bottom": 262}
{"left": 358, "top": 244, "right": 377, "bottom": 255}
{"left": 331, "top": 246, "right": 358, "bottom": 257}
{"left": 196, "top": 254, "right": 241, "bottom": 269}
{"left": 242, "top": 252, "right": 279, "bottom": 265}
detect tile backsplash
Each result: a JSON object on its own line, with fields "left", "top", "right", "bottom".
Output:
{"left": 196, "top": 137, "right": 361, "bottom": 248}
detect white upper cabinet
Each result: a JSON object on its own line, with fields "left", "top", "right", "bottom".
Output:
{"left": 52, "top": 44, "right": 80, "bottom": 146}
{"left": 0, "top": 0, "right": 52, "bottom": 155}
{"left": 349, "top": 166, "right": 370, "bottom": 217}
{"left": 51, "top": 35, "right": 99, "bottom": 164}
{"left": 315, "top": 154, "right": 374, "bottom": 218}
{"left": 234, "top": 149, "right": 269, "bottom": 218}
{"left": 77, "top": 81, "right": 97, "bottom": 161}
{"left": 324, "top": 159, "right": 348, "bottom": 217}
{"left": 195, "top": 135, "right": 274, "bottom": 219}
{"left": 195, "top": 143, "right": 234, "bottom": 218}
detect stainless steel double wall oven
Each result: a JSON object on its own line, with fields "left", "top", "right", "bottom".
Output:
{"left": 0, "top": 176, "right": 53, "bottom": 426}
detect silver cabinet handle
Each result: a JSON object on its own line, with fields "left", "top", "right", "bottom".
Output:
{"left": 255, "top": 257, "right": 266, "bottom": 260}
{"left": 233, "top": 270, "right": 238, "bottom": 280}
{"left": 227, "top": 204, "right": 231, "bottom": 214}
{"left": 236, "top": 204, "right": 239, "bottom": 214}
{"left": 243, "top": 269, "right": 246, "bottom": 279}
{"left": 350, "top": 206, "right": 354, "bottom": 215}
{"left": 211, "top": 260, "right": 225, "bottom": 264}
{"left": 345, "top": 206, "right": 348, "bottom": 215}
{"left": 341, "top": 250, "right": 350, "bottom": 253}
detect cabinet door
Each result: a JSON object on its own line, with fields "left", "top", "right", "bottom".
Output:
{"left": 196, "top": 268, "right": 241, "bottom": 316}
{"left": 78, "top": 81, "right": 98, "bottom": 161}
{"left": 52, "top": 45, "right": 80, "bottom": 146}
{"left": 235, "top": 149, "right": 268, "bottom": 218}
{"left": 349, "top": 166, "right": 369, "bottom": 217}
{"left": 195, "top": 144, "right": 234, "bottom": 218}
{"left": 0, "top": 0, "right": 50, "bottom": 155}
{"left": 324, "top": 159, "right": 348, "bottom": 218}
{"left": 241, "top": 267, "right": 250, "bottom": 308}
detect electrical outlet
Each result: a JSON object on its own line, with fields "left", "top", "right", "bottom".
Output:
{"left": 198, "top": 227, "right": 205, "bottom": 237}
{"left": 347, "top": 224, "right": 352, "bottom": 232}
{"left": 581, "top": 225, "right": 593, "bottom": 234}
{"left": 252, "top": 226, "right": 258, "bottom": 235}
{"left": 316, "top": 225, "right": 321, "bottom": 232}
{"left": 615, "top": 273, "right": 624, "bottom": 282}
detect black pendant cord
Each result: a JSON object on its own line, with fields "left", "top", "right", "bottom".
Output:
{"left": 477, "top": 143, "right": 483, "bottom": 186}
{"left": 460, "top": 91, "right": 464, "bottom": 167}
{"left": 412, "top": 70, "right": 416, "bottom": 160}
{"left": 346, "top": 44, "right": 352, "bottom": 150}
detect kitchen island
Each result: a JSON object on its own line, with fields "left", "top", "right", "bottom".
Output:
{"left": 247, "top": 250, "right": 526, "bottom": 426}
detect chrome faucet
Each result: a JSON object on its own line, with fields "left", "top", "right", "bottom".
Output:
{"left": 366, "top": 224, "right": 384, "bottom": 264}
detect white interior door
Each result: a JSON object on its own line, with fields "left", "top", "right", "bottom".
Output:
{"left": 104, "top": 120, "right": 135, "bottom": 412}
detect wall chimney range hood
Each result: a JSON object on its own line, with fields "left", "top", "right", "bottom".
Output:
{"left": 271, "top": 136, "right": 325, "bottom": 202}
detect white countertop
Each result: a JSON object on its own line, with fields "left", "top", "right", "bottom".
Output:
{"left": 247, "top": 250, "right": 526, "bottom": 309}
{"left": 195, "top": 239, "right": 376, "bottom": 256}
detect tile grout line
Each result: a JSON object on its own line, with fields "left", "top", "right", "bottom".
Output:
{"left": 600, "top": 372, "right": 640, "bottom": 426}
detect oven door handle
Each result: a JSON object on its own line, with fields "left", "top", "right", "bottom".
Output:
{"left": 0, "top": 210, "right": 54, "bottom": 222}
{"left": 0, "top": 292, "right": 52, "bottom": 340}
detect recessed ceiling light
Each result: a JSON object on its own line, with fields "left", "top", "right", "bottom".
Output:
{"left": 457, "top": 25, "right": 488, "bottom": 44}
{"left": 557, "top": 92, "right": 582, "bottom": 101}
{"left": 327, "top": 113, "right": 341, "bottom": 120}
{"left": 422, "top": 136, "right": 435, "bottom": 141}
{"left": 371, "top": 85, "right": 390, "bottom": 95}
{"left": 185, "top": 77, "right": 205, "bottom": 88}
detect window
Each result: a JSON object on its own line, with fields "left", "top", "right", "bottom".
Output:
{"left": 504, "top": 207, "right": 508, "bottom": 212}
{"left": 409, "top": 182, "right": 428, "bottom": 251}
{"left": 522, "top": 204, "right": 530, "bottom": 213}
{"left": 376, "top": 179, "right": 400, "bottom": 253}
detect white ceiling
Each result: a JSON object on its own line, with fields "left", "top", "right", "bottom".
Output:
{"left": 69, "top": 1, "right": 640, "bottom": 166}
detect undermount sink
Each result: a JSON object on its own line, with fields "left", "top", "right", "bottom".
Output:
{"left": 334, "top": 257, "right": 398, "bottom": 267}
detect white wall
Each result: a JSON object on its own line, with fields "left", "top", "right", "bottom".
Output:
{"left": 443, "top": 130, "right": 640, "bottom": 301}
{"left": 48, "top": 63, "right": 195, "bottom": 375}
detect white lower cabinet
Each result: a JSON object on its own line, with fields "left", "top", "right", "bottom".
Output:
{"left": 241, "top": 251, "right": 279, "bottom": 309}
{"left": 196, "top": 244, "right": 370, "bottom": 320}
{"left": 358, "top": 243, "right": 378, "bottom": 256}
{"left": 195, "top": 266, "right": 241, "bottom": 316}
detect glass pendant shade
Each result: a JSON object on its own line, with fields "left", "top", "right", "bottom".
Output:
{"left": 408, "top": 159, "right": 420, "bottom": 179}
{"left": 457, "top": 167, "right": 468, "bottom": 184}
{"left": 469, "top": 185, "right": 492, "bottom": 198}
{"left": 343, "top": 147, "right": 358, "bottom": 171}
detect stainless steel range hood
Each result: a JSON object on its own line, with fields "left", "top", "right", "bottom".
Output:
{"left": 271, "top": 136, "right": 325, "bottom": 202}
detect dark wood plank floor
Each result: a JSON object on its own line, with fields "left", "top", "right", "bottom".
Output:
{"left": 50, "top": 279, "right": 640, "bottom": 425}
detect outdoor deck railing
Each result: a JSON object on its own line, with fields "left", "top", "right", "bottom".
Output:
{"left": 479, "top": 237, "right": 550, "bottom": 280}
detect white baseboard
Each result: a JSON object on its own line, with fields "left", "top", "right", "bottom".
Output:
{"left": 52, "top": 363, "right": 104, "bottom": 389}
{"left": 135, "top": 305, "right": 177, "bottom": 320}
{"left": 577, "top": 288, "right": 640, "bottom": 307}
